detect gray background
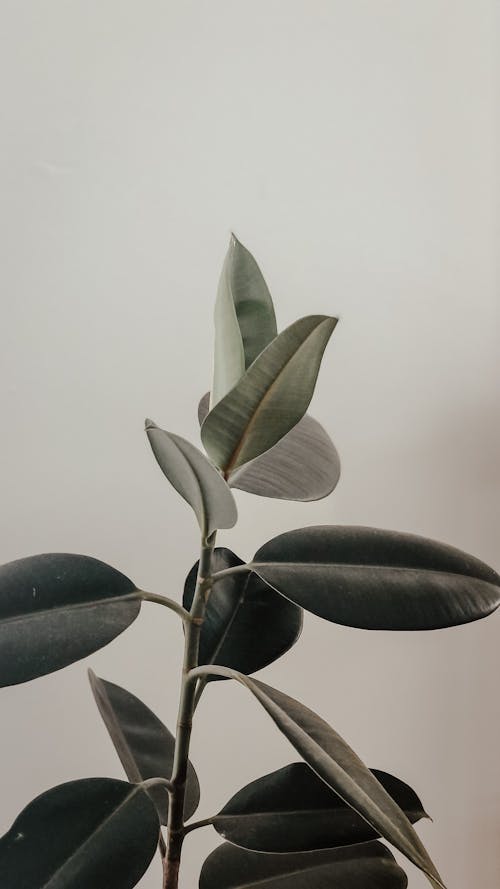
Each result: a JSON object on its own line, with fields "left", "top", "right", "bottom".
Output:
{"left": 1, "top": 2, "right": 498, "bottom": 887}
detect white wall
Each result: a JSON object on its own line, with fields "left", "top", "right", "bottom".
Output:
{"left": 1, "top": 2, "right": 498, "bottom": 887}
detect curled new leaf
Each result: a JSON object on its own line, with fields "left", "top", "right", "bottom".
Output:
{"left": 252, "top": 525, "right": 500, "bottom": 630}
{"left": 212, "top": 234, "right": 278, "bottom": 405}
{"left": 200, "top": 841, "right": 408, "bottom": 889}
{"left": 0, "top": 553, "right": 140, "bottom": 687}
{"left": 212, "top": 761, "right": 428, "bottom": 852}
{"left": 0, "top": 778, "right": 160, "bottom": 889}
{"left": 183, "top": 548, "right": 302, "bottom": 677}
{"left": 146, "top": 421, "right": 237, "bottom": 536}
{"left": 201, "top": 315, "right": 337, "bottom": 474}
{"left": 89, "top": 672, "right": 200, "bottom": 823}
{"left": 199, "top": 394, "right": 341, "bottom": 501}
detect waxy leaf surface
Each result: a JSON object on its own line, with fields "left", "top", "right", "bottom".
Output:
{"left": 201, "top": 315, "right": 337, "bottom": 473}
{"left": 200, "top": 840, "right": 408, "bottom": 889}
{"left": 199, "top": 393, "right": 340, "bottom": 501}
{"left": 241, "top": 676, "right": 444, "bottom": 888}
{"left": 213, "top": 761, "right": 427, "bottom": 852}
{"left": 0, "top": 778, "right": 160, "bottom": 889}
{"left": 253, "top": 525, "right": 500, "bottom": 630}
{"left": 146, "top": 421, "right": 237, "bottom": 536}
{"left": 183, "top": 548, "right": 302, "bottom": 677}
{"left": 89, "top": 672, "right": 200, "bottom": 822}
{"left": 0, "top": 553, "right": 140, "bottom": 687}
{"left": 212, "top": 234, "right": 277, "bottom": 405}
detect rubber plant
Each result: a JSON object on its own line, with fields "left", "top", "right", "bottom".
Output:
{"left": 1, "top": 235, "right": 499, "bottom": 889}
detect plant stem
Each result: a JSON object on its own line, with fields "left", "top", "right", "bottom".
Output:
{"left": 163, "top": 533, "right": 216, "bottom": 889}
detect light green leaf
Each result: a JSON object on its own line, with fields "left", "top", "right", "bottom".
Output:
{"left": 145, "top": 421, "right": 237, "bottom": 536}
{"left": 202, "top": 315, "right": 337, "bottom": 473}
{"left": 212, "top": 234, "right": 277, "bottom": 405}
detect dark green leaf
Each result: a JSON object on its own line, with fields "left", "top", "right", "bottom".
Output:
{"left": 240, "top": 676, "right": 444, "bottom": 888}
{"left": 212, "top": 762, "right": 428, "bottom": 852}
{"left": 253, "top": 525, "right": 500, "bottom": 630}
{"left": 0, "top": 554, "right": 140, "bottom": 687}
{"left": 0, "top": 778, "right": 160, "bottom": 889}
{"left": 146, "top": 421, "right": 237, "bottom": 536}
{"left": 199, "top": 394, "right": 340, "bottom": 502}
{"left": 183, "top": 548, "right": 302, "bottom": 677}
{"left": 212, "top": 234, "right": 278, "bottom": 405}
{"left": 200, "top": 841, "right": 408, "bottom": 889}
{"left": 201, "top": 315, "right": 337, "bottom": 473}
{"left": 88, "top": 672, "right": 200, "bottom": 823}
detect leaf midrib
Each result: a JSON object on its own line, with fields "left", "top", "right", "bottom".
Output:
{"left": 0, "top": 591, "right": 139, "bottom": 627}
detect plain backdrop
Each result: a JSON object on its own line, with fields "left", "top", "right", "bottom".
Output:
{"left": 0, "top": 2, "right": 499, "bottom": 887}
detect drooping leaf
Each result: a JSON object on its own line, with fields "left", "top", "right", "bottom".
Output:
{"left": 212, "top": 234, "right": 278, "bottom": 406}
{"left": 0, "top": 554, "right": 140, "bottom": 687}
{"left": 252, "top": 525, "right": 500, "bottom": 630}
{"left": 145, "top": 421, "right": 237, "bottom": 536}
{"left": 239, "top": 676, "right": 444, "bottom": 889}
{"left": 199, "top": 840, "right": 408, "bottom": 889}
{"left": 183, "top": 548, "right": 302, "bottom": 677}
{"left": 199, "top": 394, "right": 340, "bottom": 501}
{"left": 212, "top": 762, "right": 428, "bottom": 852}
{"left": 0, "top": 778, "right": 160, "bottom": 889}
{"left": 88, "top": 672, "right": 200, "bottom": 823}
{"left": 201, "top": 315, "right": 337, "bottom": 474}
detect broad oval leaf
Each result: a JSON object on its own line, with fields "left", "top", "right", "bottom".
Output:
{"left": 88, "top": 672, "right": 200, "bottom": 823}
{"left": 0, "top": 778, "right": 160, "bottom": 889}
{"left": 183, "top": 548, "right": 302, "bottom": 677}
{"left": 0, "top": 553, "right": 140, "bottom": 687}
{"left": 146, "top": 421, "right": 237, "bottom": 536}
{"left": 212, "top": 761, "right": 428, "bottom": 852}
{"left": 199, "top": 394, "right": 340, "bottom": 501}
{"left": 200, "top": 841, "right": 408, "bottom": 889}
{"left": 253, "top": 525, "right": 500, "bottom": 630}
{"left": 212, "top": 234, "right": 278, "bottom": 406}
{"left": 240, "top": 676, "right": 444, "bottom": 889}
{"left": 201, "top": 315, "right": 337, "bottom": 474}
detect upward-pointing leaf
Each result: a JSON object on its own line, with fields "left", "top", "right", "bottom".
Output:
{"left": 212, "top": 234, "right": 277, "bottom": 406}
{"left": 237, "top": 676, "right": 445, "bottom": 889}
{"left": 0, "top": 553, "right": 140, "bottom": 687}
{"left": 0, "top": 778, "right": 160, "bottom": 889}
{"left": 201, "top": 315, "right": 337, "bottom": 473}
{"left": 145, "top": 421, "right": 237, "bottom": 536}
{"left": 88, "top": 672, "right": 200, "bottom": 823}
{"left": 252, "top": 526, "right": 500, "bottom": 630}
{"left": 200, "top": 841, "right": 408, "bottom": 889}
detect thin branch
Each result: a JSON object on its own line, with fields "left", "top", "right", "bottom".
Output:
{"left": 139, "top": 591, "right": 191, "bottom": 622}
{"left": 210, "top": 562, "right": 253, "bottom": 585}
{"left": 183, "top": 817, "right": 214, "bottom": 835}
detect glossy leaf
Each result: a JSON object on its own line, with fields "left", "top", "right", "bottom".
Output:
{"left": 212, "top": 762, "right": 428, "bottom": 852}
{"left": 253, "top": 525, "right": 500, "bottom": 630}
{"left": 240, "top": 676, "right": 444, "bottom": 888}
{"left": 88, "top": 672, "right": 200, "bottom": 823}
{"left": 201, "top": 315, "right": 337, "bottom": 473}
{"left": 146, "top": 421, "right": 237, "bottom": 536}
{"left": 0, "top": 553, "right": 140, "bottom": 687}
{"left": 199, "top": 394, "right": 340, "bottom": 501}
{"left": 0, "top": 778, "right": 160, "bottom": 889}
{"left": 200, "top": 841, "right": 408, "bottom": 889}
{"left": 183, "top": 548, "right": 302, "bottom": 677}
{"left": 212, "top": 234, "right": 277, "bottom": 405}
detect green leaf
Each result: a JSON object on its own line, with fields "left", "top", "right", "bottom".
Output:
{"left": 0, "top": 778, "right": 160, "bottom": 889}
{"left": 0, "top": 553, "right": 140, "bottom": 687}
{"left": 145, "top": 421, "right": 237, "bottom": 536}
{"left": 239, "top": 676, "right": 444, "bottom": 889}
{"left": 252, "top": 526, "right": 500, "bottom": 629}
{"left": 200, "top": 841, "right": 408, "bottom": 889}
{"left": 212, "top": 234, "right": 278, "bottom": 406}
{"left": 183, "top": 549, "right": 302, "bottom": 677}
{"left": 201, "top": 315, "right": 337, "bottom": 474}
{"left": 199, "top": 394, "right": 340, "bottom": 501}
{"left": 212, "top": 762, "right": 428, "bottom": 852}
{"left": 88, "top": 672, "right": 200, "bottom": 823}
